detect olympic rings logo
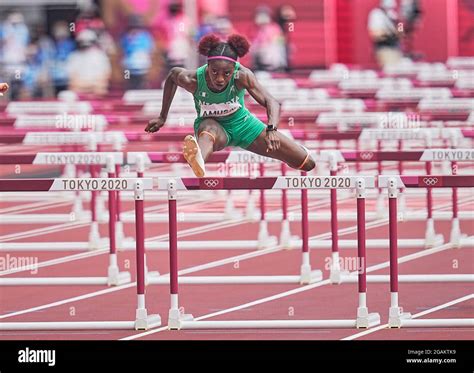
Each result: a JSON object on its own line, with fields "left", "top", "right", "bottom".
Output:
{"left": 166, "top": 154, "right": 180, "bottom": 162}
{"left": 422, "top": 177, "right": 439, "bottom": 186}
{"left": 203, "top": 179, "right": 220, "bottom": 188}
{"left": 360, "top": 152, "right": 374, "bottom": 161}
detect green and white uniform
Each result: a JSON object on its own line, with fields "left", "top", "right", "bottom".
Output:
{"left": 193, "top": 62, "right": 266, "bottom": 149}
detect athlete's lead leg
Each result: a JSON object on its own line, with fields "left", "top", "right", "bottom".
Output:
{"left": 183, "top": 118, "right": 228, "bottom": 177}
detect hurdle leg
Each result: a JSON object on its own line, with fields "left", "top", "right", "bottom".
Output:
{"left": 166, "top": 179, "right": 194, "bottom": 330}
{"left": 328, "top": 157, "right": 349, "bottom": 283}
{"left": 424, "top": 161, "right": 442, "bottom": 247}
{"left": 299, "top": 171, "right": 323, "bottom": 284}
{"left": 397, "top": 140, "right": 407, "bottom": 213}
{"left": 115, "top": 163, "right": 125, "bottom": 245}
{"left": 245, "top": 162, "right": 257, "bottom": 219}
{"left": 257, "top": 163, "right": 276, "bottom": 249}
{"left": 375, "top": 140, "right": 385, "bottom": 218}
{"left": 134, "top": 180, "right": 161, "bottom": 329}
{"left": 387, "top": 178, "right": 411, "bottom": 328}
{"left": 450, "top": 161, "right": 463, "bottom": 247}
{"left": 88, "top": 165, "right": 102, "bottom": 249}
{"left": 72, "top": 148, "right": 84, "bottom": 217}
{"left": 106, "top": 157, "right": 131, "bottom": 286}
{"left": 355, "top": 179, "right": 380, "bottom": 328}
{"left": 279, "top": 163, "right": 298, "bottom": 248}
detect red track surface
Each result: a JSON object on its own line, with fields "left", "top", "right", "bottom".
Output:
{"left": 1, "top": 192, "right": 472, "bottom": 340}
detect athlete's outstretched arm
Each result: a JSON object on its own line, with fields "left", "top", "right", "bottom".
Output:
{"left": 238, "top": 67, "right": 281, "bottom": 128}
{"left": 145, "top": 67, "right": 197, "bottom": 132}
{"left": 237, "top": 67, "right": 281, "bottom": 151}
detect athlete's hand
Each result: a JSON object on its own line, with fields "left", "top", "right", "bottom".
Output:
{"left": 265, "top": 130, "right": 280, "bottom": 153}
{"left": 0, "top": 83, "right": 9, "bottom": 96}
{"left": 145, "top": 116, "right": 166, "bottom": 133}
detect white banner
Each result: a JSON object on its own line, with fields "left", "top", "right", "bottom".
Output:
{"left": 226, "top": 151, "right": 278, "bottom": 164}
{"left": 273, "top": 176, "right": 375, "bottom": 189}
{"left": 51, "top": 178, "right": 152, "bottom": 191}
{"left": 420, "top": 149, "right": 474, "bottom": 161}
{"left": 33, "top": 152, "right": 123, "bottom": 165}
{"left": 23, "top": 132, "right": 127, "bottom": 145}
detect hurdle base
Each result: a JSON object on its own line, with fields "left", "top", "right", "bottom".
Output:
{"left": 399, "top": 318, "right": 474, "bottom": 328}
{"left": 257, "top": 221, "right": 278, "bottom": 250}
{"left": 300, "top": 266, "right": 323, "bottom": 285}
{"left": 177, "top": 319, "right": 359, "bottom": 329}
{"left": 168, "top": 309, "right": 194, "bottom": 330}
{"left": 150, "top": 275, "right": 322, "bottom": 285}
{"left": 356, "top": 307, "right": 381, "bottom": 329}
{"left": 388, "top": 307, "right": 412, "bottom": 328}
{"left": 146, "top": 271, "right": 160, "bottom": 285}
{"left": 424, "top": 218, "right": 440, "bottom": 248}
{"left": 330, "top": 268, "right": 351, "bottom": 284}
{"left": 279, "top": 219, "right": 292, "bottom": 248}
{"left": 0, "top": 321, "right": 138, "bottom": 331}
{"left": 107, "top": 269, "right": 131, "bottom": 286}
{"left": 134, "top": 309, "right": 161, "bottom": 330}
{"left": 450, "top": 218, "right": 463, "bottom": 248}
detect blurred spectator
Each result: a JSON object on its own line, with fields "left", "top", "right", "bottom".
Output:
{"left": 196, "top": 14, "right": 234, "bottom": 65}
{"left": 67, "top": 29, "right": 111, "bottom": 95}
{"left": 276, "top": 4, "right": 296, "bottom": 72}
{"left": 76, "top": 3, "right": 117, "bottom": 56}
{"left": 250, "top": 6, "right": 287, "bottom": 72}
{"left": 157, "top": 0, "right": 193, "bottom": 70}
{"left": 49, "top": 21, "right": 76, "bottom": 95}
{"left": 120, "top": 14, "right": 155, "bottom": 89}
{"left": 22, "top": 42, "right": 45, "bottom": 98}
{"left": 214, "top": 16, "right": 234, "bottom": 39}
{"left": 0, "top": 12, "right": 30, "bottom": 100}
{"left": 401, "top": 0, "right": 422, "bottom": 60}
{"left": 368, "top": 0, "right": 403, "bottom": 68}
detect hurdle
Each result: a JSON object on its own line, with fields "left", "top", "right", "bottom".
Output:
{"left": 0, "top": 178, "right": 160, "bottom": 330}
{"left": 0, "top": 152, "right": 125, "bottom": 251}
{"left": 0, "top": 177, "right": 150, "bottom": 287}
{"left": 319, "top": 148, "right": 474, "bottom": 248}
{"left": 0, "top": 131, "right": 127, "bottom": 202}
{"left": 153, "top": 175, "right": 379, "bottom": 329}
{"left": 379, "top": 175, "right": 474, "bottom": 328}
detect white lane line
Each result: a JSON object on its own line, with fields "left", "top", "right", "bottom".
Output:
{"left": 0, "top": 200, "right": 71, "bottom": 214}
{"left": 0, "top": 221, "right": 89, "bottom": 242}
{"left": 341, "top": 294, "right": 474, "bottom": 340}
{"left": 0, "top": 283, "right": 136, "bottom": 320}
{"left": 121, "top": 242, "right": 460, "bottom": 340}
{"left": 0, "top": 196, "right": 381, "bottom": 319}
{"left": 0, "top": 195, "right": 339, "bottom": 275}
{"left": 0, "top": 197, "right": 203, "bottom": 242}
{"left": 1, "top": 195, "right": 471, "bottom": 332}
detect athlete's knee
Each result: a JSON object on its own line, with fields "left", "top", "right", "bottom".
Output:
{"left": 198, "top": 125, "right": 217, "bottom": 143}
